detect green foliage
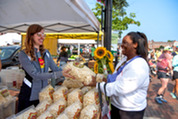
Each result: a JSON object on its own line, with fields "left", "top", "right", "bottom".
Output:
{"left": 167, "top": 40, "right": 174, "bottom": 42}
{"left": 112, "top": 33, "right": 118, "bottom": 44}
{"left": 159, "top": 45, "right": 164, "bottom": 49}
{"left": 93, "top": 0, "right": 140, "bottom": 38}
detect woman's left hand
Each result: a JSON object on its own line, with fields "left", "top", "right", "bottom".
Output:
{"left": 62, "top": 69, "right": 75, "bottom": 79}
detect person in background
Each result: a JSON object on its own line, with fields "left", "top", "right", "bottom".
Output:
{"left": 67, "top": 47, "right": 71, "bottom": 58}
{"left": 86, "top": 32, "right": 150, "bottom": 119}
{"left": 170, "top": 47, "right": 178, "bottom": 99}
{"left": 155, "top": 49, "right": 162, "bottom": 60}
{"left": 155, "top": 46, "right": 173, "bottom": 104}
{"left": 148, "top": 51, "right": 157, "bottom": 76}
{"left": 0, "top": 58, "right": 1, "bottom": 71}
{"left": 172, "top": 46, "right": 178, "bottom": 57}
{"left": 57, "top": 46, "right": 68, "bottom": 70}
{"left": 18, "top": 24, "right": 72, "bottom": 112}
{"left": 90, "top": 44, "right": 95, "bottom": 60}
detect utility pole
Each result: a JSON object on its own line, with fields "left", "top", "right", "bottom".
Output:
{"left": 104, "top": 0, "right": 112, "bottom": 51}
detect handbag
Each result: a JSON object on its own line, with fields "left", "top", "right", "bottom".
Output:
{"left": 98, "top": 83, "right": 111, "bottom": 119}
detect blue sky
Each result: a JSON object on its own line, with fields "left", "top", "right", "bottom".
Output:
{"left": 85, "top": 0, "right": 178, "bottom": 42}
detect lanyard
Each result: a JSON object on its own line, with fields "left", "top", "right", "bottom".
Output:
{"left": 107, "top": 56, "right": 140, "bottom": 83}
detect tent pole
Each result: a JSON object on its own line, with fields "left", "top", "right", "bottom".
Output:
{"left": 104, "top": 0, "right": 112, "bottom": 51}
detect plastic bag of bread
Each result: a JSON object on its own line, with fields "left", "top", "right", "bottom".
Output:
{"left": 56, "top": 112, "right": 68, "bottom": 119}
{"left": 53, "top": 86, "right": 68, "bottom": 102}
{"left": 16, "top": 105, "right": 37, "bottom": 119}
{"left": 0, "top": 94, "right": 6, "bottom": 105}
{"left": 83, "top": 88, "right": 99, "bottom": 108}
{"left": 64, "top": 101, "right": 82, "bottom": 119}
{"left": 81, "top": 86, "right": 92, "bottom": 95}
{"left": 48, "top": 98, "right": 66, "bottom": 118}
{"left": 39, "top": 85, "right": 54, "bottom": 103}
{"left": 0, "top": 86, "right": 12, "bottom": 102}
{"left": 80, "top": 104, "right": 99, "bottom": 119}
{"left": 67, "top": 88, "right": 83, "bottom": 106}
{"left": 36, "top": 100, "right": 51, "bottom": 117}
{"left": 37, "top": 110, "right": 54, "bottom": 119}
{"left": 96, "top": 74, "right": 105, "bottom": 82}
{"left": 63, "top": 62, "right": 96, "bottom": 85}
{"left": 62, "top": 78, "right": 84, "bottom": 88}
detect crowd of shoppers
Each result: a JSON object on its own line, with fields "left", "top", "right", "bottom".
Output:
{"left": 147, "top": 45, "right": 178, "bottom": 104}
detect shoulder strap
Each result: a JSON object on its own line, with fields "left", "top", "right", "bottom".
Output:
{"left": 104, "top": 83, "right": 109, "bottom": 105}
{"left": 98, "top": 83, "right": 103, "bottom": 110}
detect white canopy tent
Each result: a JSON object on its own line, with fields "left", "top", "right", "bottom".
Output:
{"left": 0, "top": 0, "right": 100, "bottom": 33}
{"left": 0, "top": 33, "right": 21, "bottom": 46}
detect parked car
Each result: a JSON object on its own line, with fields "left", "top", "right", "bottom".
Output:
{"left": 0, "top": 45, "right": 21, "bottom": 69}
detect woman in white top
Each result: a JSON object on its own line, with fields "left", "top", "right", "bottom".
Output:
{"left": 90, "top": 32, "right": 150, "bottom": 119}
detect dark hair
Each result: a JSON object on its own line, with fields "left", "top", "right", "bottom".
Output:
{"left": 127, "top": 32, "right": 148, "bottom": 61}
{"left": 25, "top": 24, "right": 45, "bottom": 61}
{"left": 61, "top": 46, "right": 66, "bottom": 52}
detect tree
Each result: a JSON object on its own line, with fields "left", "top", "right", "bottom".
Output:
{"left": 93, "top": 0, "right": 140, "bottom": 38}
{"left": 167, "top": 40, "right": 174, "bottom": 42}
{"left": 159, "top": 45, "right": 164, "bottom": 49}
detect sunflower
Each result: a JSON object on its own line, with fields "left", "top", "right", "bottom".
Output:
{"left": 94, "top": 47, "right": 107, "bottom": 59}
{"left": 108, "top": 62, "right": 115, "bottom": 73}
{"left": 94, "top": 62, "right": 98, "bottom": 74}
{"left": 106, "top": 50, "right": 114, "bottom": 62}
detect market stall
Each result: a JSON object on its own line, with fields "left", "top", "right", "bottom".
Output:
{"left": 0, "top": 0, "right": 108, "bottom": 118}
{"left": 6, "top": 49, "right": 114, "bottom": 118}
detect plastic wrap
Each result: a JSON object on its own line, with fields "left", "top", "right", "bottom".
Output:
{"left": 36, "top": 100, "right": 51, "bottom": 117}
{"left": 80, "top": 104, "right": 99, "bottom": 119}
{"left": 0, "top": 86, "right": 12, "bottom": 100}
{"left": 37, "top": 110, "right": 54, "bottom": 119}
{"left": 0, "top": 69, "right": 25, "bottom": 89}
{"left": 0, "top": 86, "right": 16, "bottom": 118}
{"left": 0, "top": 93, "right": 6, "bottom": 105}
{"left": 0, "top": 103, "right": 3, "bottom": 119}
{"left": 67, "top": 88, "right": 83, "bottom": 106}
{"left": 39, "top": 85, "right": 54, "bottom": 103}
{"left": 62, "top": 78, "right": 84, "bottom": 88}
{"left": 16, "top": 105, "right": 37, "bottom": 119}
{"left": 63, "top": 62, "right": 96, "bottom": 85}
{"left": 96, "top": 74, "right": 105, "bottom": 82}
{"left": 48, "top": 98, "right": 66, "bottom": 118}
{"left": 64, "top": 101, "right": 82, "bottom": 119}
{"left": 56, "top": 112, "right": 68, "bottom": 119}
{"left": 81, "top": 86, "right": 92, "bottom": 95}
{"left": 6, "top": 114, "right": 16, "bottom": 119}
{"left": 83, "top": 88, "right": 99, "bottom": 108}
{"left": 2, "top": 97, "right": 16, "bottom": 118}
{"left": 53, "top": 86, "right": 68, "bottom": 102}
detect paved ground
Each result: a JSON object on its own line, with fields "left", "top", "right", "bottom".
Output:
{"left": 144, "top": 75, "right": 178, "bottom": 119}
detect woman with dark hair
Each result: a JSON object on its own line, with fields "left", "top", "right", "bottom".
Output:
{"left": 18, "top": 24, "right": 72, "bottom": 112}
{"left": 84, "top": 31, "right": 150, "bottom": 119}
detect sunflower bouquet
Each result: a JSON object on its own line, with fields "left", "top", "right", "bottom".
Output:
{"left": 94, "top": 47, "right": 114, "bottom": 76}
